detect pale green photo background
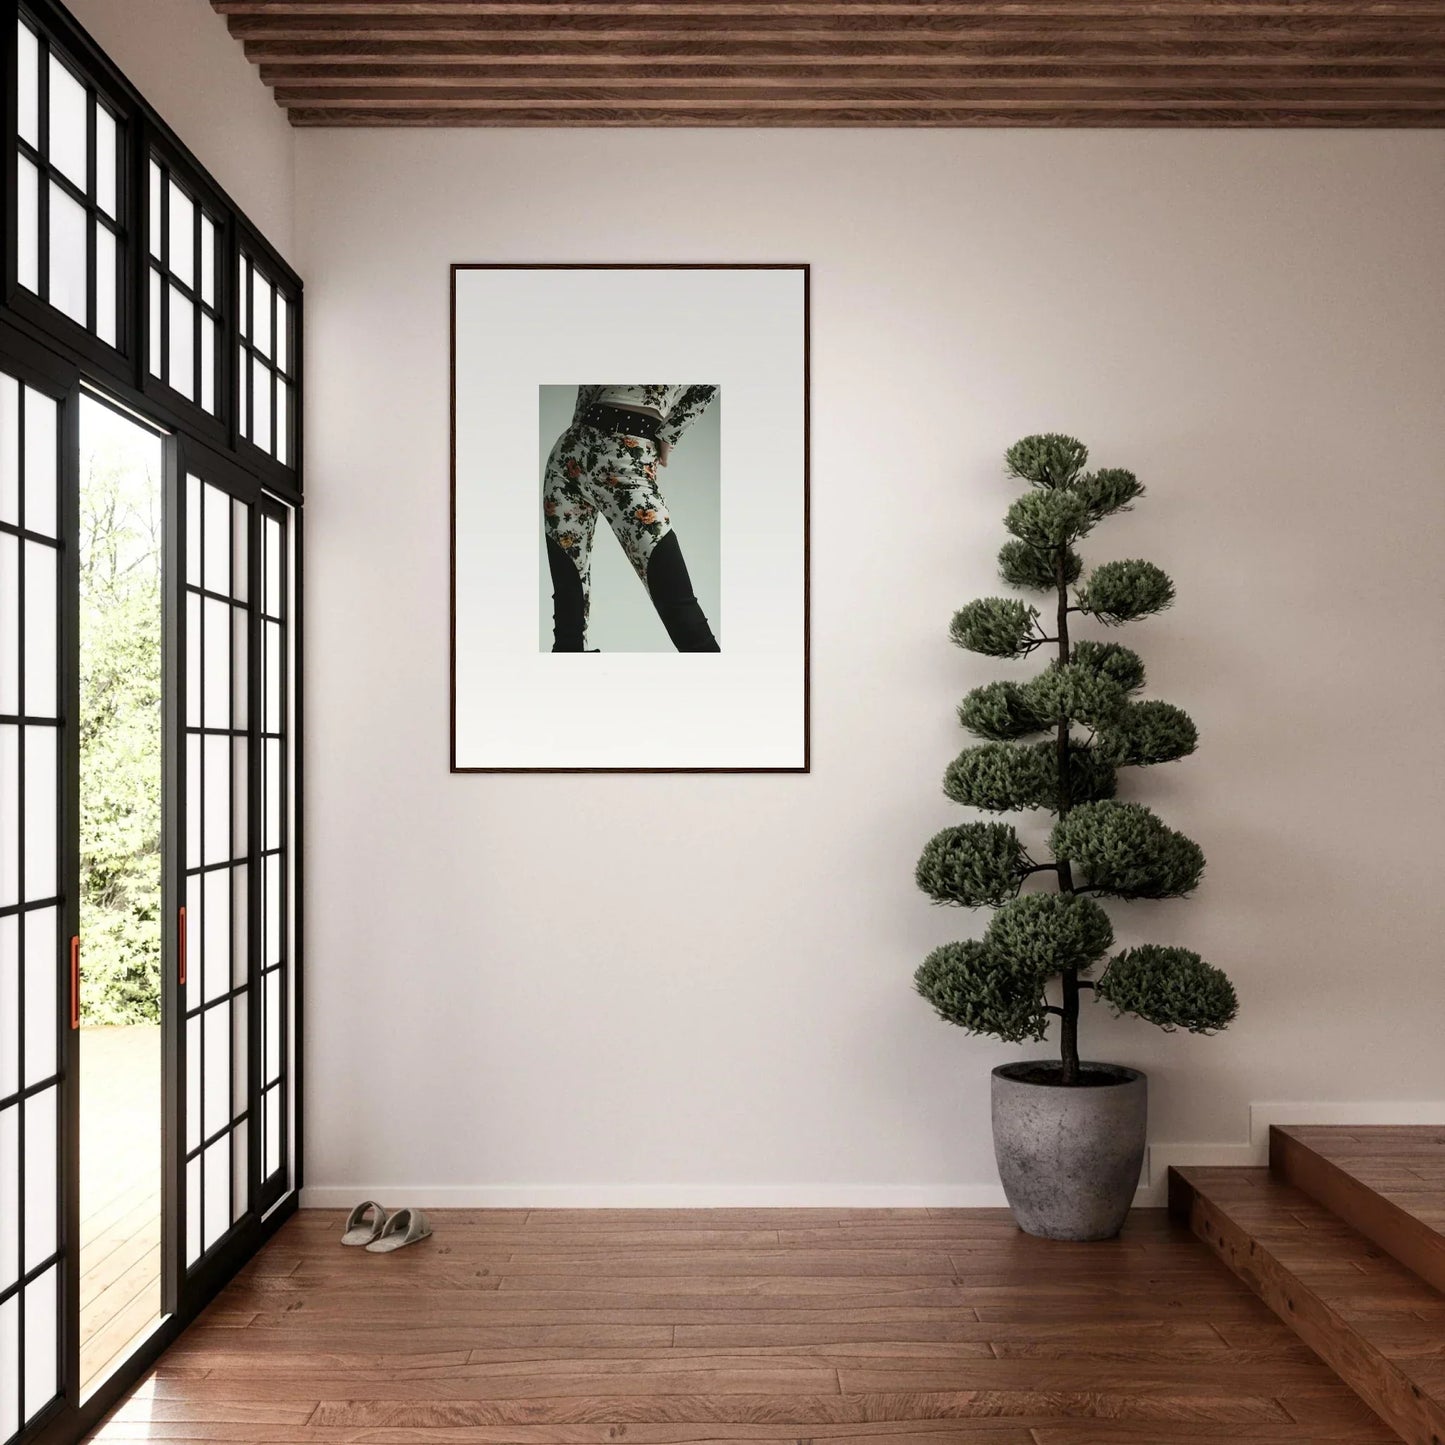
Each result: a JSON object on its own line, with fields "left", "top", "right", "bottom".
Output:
{"left": 538, "top": 386, "right": 722, "bottom": 653}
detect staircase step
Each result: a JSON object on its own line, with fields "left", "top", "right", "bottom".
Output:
{"left": 1170, "top": 1164, "right": 1445, "bottom": 1445}
{"left": 1272, "top": 1124, "right": 1445, "bottom": 1296}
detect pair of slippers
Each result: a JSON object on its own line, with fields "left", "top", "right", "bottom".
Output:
{"left": 341, "top": 1201, "right": 432, "bottom": 1252}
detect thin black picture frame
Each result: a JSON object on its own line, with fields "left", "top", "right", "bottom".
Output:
{"left": 449, "top": 261, "right": 811, "bottom": 775}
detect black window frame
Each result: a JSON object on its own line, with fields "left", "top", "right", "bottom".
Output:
{"left": 2, "top": 0, "right": 302, "bottom": 508}
{"left": 0, "top": 1, "right": 304, "bottom": 1441}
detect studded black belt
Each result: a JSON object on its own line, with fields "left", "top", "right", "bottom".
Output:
{"left": 579, "top": 404, "right": 662, "bottom": 441}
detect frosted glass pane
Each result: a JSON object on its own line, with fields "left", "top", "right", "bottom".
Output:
{"left": 95, "top": 224, "right": 117, "bottom": 347}
{"left": 0, "top": 1103, "right": 16, "bottom": 1288}
{"left": 232, "top": 500, "right": 249, "bottom": 603}
{"left": 22, "top": 906, "right": 56, "bottom": 1087}
{"left": 238, "top": 345, "right": 249, "bottom": 438}
{"left": 0, "top": 535, "right": 17, "bottom": 714}
{"left": 0, "top": 375, "right": 19, "bottom": 526}
{"left": 201, "top": 216, "right": 216, "bottom": 306}
{"left": 204, "top": 733, "right": 229, "bottom": 866}
{"left": 185, "top": 873, "right": 201, "bottom": 1016}
{"left": 185, "top": 1013, "right": 200, "bottom": 1153}
{"left": 232, "top": 1118, "right": 248, "bottom": 1222}
{"left": 48, "top": 55, "right": 88, "bottom": 189}
{"left": 185, "top": 591, "right": 201, "bottom": 729}
{"left": 264, "top": 853, "right": 280, "bottom": 969}
{"left": 204, "top": 1137, "right": 229, "bottom": 1250}
{"left": 265, "top": 738, "right": 281, "bottom": 851}
{"left": 169, "top": 287, "right": 195, "bottom": 401}
{"left": 204, "top": 1004, "right": 229, "bottom": 1138}
{"left": 264, "top": 971, "right": 280, "bottom": 1084}
{"left": 253, "top": 272, "right": 273, "bottom": 359}
{"left": 201, "top": 314, "right": 216, "bottom": 415}
{"left": 264, "top": 1085, "right": 280, "bottom": 1178}
{"left": 186, "top": 473, "right": 202, "bottom": 588}
{"left": 23, "top": 543, "right": 57, "bottom": 718}
{"left": 231, "top": 864, "right": 248, "bottom": 989}
{"left": 17, "top": 23, "right": 39, "bottom": 148}
{"left": 252, "top": 357, "right": 271, "bottom": 455}
{"left": 264, "top": 521, "right": 281, "bottom": 618}
{"left": 204, "top": 483, "right": 230, "bottom": 596}
{"left": 186, "top": 1154, "right": 201, "bottom": 1265}
{"left": 22, "top": 1263, "right": 58, "bottom": 1423}
{"left": 48, "top": 183, "right": 88, "bottom": 328}
{"left": 169, "top": 181, "right": 194, "bottom": 289}
{"left": 23, "top": 727, "right": 56, "bottom": 902}
{"left": 276, "top": 294, "right": 289, "bottom": 374}
{"left": 232, "top": 609, "right": 249, "bottom": 731}
{"left": 276, "top": 381, "right": 289, "bottom": 466}
{"left": 232, "top": 991, "right": 248, "bottom": 1104}
{"left": 23, "top": 1088, "right": 56, "bottom": 1269}
{"left": 0, "top": 727, "right": 16, "bottom": 908}
{"left": 17, "top": 161, "right": 39, "bottom": 295}
{"left": 23, "top": 388, "right": 58, "bottom": 540}
{"left": 232, "top": 737, "right": 248, "bottom": 858}
{"left": 0, "top": 921, "right": 16, "bottom": 1097}
{"left": 0, "top": 1293, "right": 16, "bottom": 1443}
{"left": 96, "top": 106, "right": 118, "bottom": 218}
{"left": 149, "top": 161, "right": 163, "bottom": 259}
{"left": 238, "top": 256, "right": 249, "bottom": 339}
{"left": 149, "top": 270, "right": 162, "bottom": 379}
{"left": 204, "top": 597, "right": 231, "bottom": 732}
{"left": 185, "top": 733, "right": 200, "bottom": 870}
{"left": 265, "top": 623, "right": 282, "bottom": 734}
{"left": 203, "top": 867, "right": 229, "bottom": 1003}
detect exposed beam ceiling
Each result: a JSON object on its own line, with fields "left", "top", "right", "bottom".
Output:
{"left": 210, "top": 2, "right": 1445, "bottom": 127}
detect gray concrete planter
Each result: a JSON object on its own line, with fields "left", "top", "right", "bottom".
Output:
{"left": 991, "top": 1061, "right": 1147, "bottom": 1241}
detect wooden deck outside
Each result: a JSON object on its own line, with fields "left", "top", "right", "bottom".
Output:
{"left": 79, "top": 1024, "right": 163, "bottom": 1396}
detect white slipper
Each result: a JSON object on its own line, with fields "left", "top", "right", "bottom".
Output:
{"left": 340, "top": 1200, "right": 388, "bottom": 1246}
{"left": 365, "top": 1207, "right": 432, "bottom": 1253}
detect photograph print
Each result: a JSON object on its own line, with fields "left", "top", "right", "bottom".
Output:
{"left": 452, "top": 265, "right": 808, "bottom": 772}
{"left": 539, "top": 384, "right": 722, "bottom": 655}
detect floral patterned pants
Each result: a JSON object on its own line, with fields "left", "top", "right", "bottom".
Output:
{"left": 542, "top": 423, "right": 719, "bottom": 652}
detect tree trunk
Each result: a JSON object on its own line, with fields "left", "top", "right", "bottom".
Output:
{"left": 1055, "top": 550, "right": 1080, "bottom": 1086}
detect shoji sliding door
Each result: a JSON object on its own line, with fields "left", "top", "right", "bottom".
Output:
{"left": 171, "top": 448, "right": 294, "bottom": 1308}
{"left": 0, "top": 352, "right": 75, "bottom": 1444}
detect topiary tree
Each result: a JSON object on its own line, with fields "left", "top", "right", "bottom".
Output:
{"left": 915, "top": 435, "right": 1236, "bottom": 1084}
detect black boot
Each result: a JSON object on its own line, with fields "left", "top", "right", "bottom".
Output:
{"left": 646, "top": 531, "right": 720, "bottom": 652}
{"left": 546, "top": 537, "right": 587, "bottom": 652}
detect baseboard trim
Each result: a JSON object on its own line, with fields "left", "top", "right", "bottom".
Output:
{"left": 300, "top": 1101, "right": 1445, "bottom": 1212}
{"left": 300, "top": 1183, "right": 1013, "bottom": 1208}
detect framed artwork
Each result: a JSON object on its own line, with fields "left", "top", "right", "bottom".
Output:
{"left": 450, "top": 263, "right": 809, "bottom": 773}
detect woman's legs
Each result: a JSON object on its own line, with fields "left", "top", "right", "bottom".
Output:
{"left": 545, "top": 425, "right": 719, "bottom": 652}
{"left": 541, "top": 430, "right": 598, "bottom": 651}
{"left": 588, "top": 441, "right": 719, "bottom": 653}
{"left": 645, "top": 531, "right": 720, "bottom": 652}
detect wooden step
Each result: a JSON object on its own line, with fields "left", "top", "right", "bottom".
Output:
{"left": 1272, "top": 1124, "right": 1445, "bottom": 1296}
{"left": 1170, "top": 1164, "right": 1445, "bottom": 1445}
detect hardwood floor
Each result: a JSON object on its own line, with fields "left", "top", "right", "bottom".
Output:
{"left": 85, "top": 1206, "right": 1394, "bottom": 1443}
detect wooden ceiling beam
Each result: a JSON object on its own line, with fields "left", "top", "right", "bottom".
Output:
{"left": 283, "top": 104, "right": 1445, "bottom": 124}
{"left": 257, "top": 62, "right": 1445, "bottom": 85}
{"left": 224, "top": 15, "right": 1445, "bottom": 40}
{"left": 241, "top": 40, "right": 1445, "bottom": 62}
{"left": 212, "top": 1, "right": 1445, "bottom": 13}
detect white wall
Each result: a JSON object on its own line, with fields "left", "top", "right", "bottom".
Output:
{"left": 295, "top": 129, "right": 1445, "bottom": 1205}
{"left": 62, "top": 0, "right": 295, "bottom": 262}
